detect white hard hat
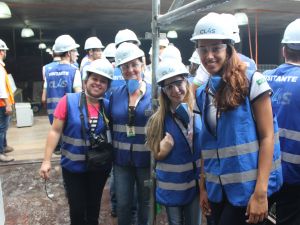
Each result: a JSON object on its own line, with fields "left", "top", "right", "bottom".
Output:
{"left": 0, "top": 39, "right": 9, "bottom": 50}
{"left": 159, "top": 38, "right": 169, "bottom": 47}
{"left": 85, "top": 58, "right": 114, "bottom": 80}
{"left": 189, "top": 50, "right": 200, "bottom": 64}
{"left": 157, "top": 59, "right": 188, "bottom": 84}
{"left": 149, "top": 38, "right": 170, "bottom": 55}
{"left": 282, "top": 19, "right": 300, "bottom": 50}
{"left": 84, "top": 37, "right": 104, "bottom": 50}
{"left": 115, "top": 29, "right": 141, "bottom": 47}
{"left": 191, "top": 12, "right": 234, "bottom": 42}
{"left": 115, "top": 42, "right": 144, "bottom": 67}
{"left": 53, "top": 34, "right": 80, "bottom": 53}
{"left": 160, "top": 45, "right": 182, "bottom": 62}
{"left": 103, "top": 43, "right": 116, "bottom": 58}
{"left": 221, "top": 13, "right": 240, "bottom": 43}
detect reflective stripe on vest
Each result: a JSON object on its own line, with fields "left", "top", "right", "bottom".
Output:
{"left": 279, "top": 128, "right": 300, "bottom": 141}
{"left": 202, "top": 132, "right": 279, "bottom": 159}
{"left": 61, "top": 149, "right": 85, "bottom": 161}
{"left": 282, "top": 152, "right": 300, "bottom": 164}
{"left": 62, "top": 135, "right": 89, "bottom": 147}
{"left": 47, "top": 97, "right": 61, "bottom": 104}
{"left": 112, "top": 140, "right": 148, "bottom": 152}
{"left": 156, "top": 159, "right": 201, "bottom": 173}
{"left": 206, "top": 157, "right": 281, "bottom": 185}
{"left": 113, "top": 124, "right": 145, "bottom": 135}
{"left": 157, "top": 180, "right": 196, "bottom": 191}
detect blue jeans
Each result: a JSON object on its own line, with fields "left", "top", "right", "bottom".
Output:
{"left": 0, "top": 107, "right": 9, "bottom": 154}
{"left": 165, "top": 195, "right": 201, "bottom": 225}
{"left": 114, "top": 164, "right": 150, "bottom": 225}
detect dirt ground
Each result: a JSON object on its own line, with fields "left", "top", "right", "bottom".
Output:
{"left": 1, "top": 161, "right": 170, "bottom": 225}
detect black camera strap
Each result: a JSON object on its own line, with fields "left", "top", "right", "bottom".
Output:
{"left": 78, "top": 91, "right": 88, "bottom": 147}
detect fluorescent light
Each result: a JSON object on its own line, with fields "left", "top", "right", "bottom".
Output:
{"left": 234, "top": 12, "right": 248, "bottom": 26}
{"left": 167, "top": 30, "right": 178, "bottom": 39}
{"left": 21, "top": 27, "right": 34, "bottom": 38}
{"left": 38, "top": 43, "right": 46, "bottom": 49}
{"left": 0, "top": 2, "right": 11, "bottom": 19}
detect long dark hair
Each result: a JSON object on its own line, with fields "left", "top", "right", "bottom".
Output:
{"left": 214, "top": 44, "right": 249, "bottom": 112}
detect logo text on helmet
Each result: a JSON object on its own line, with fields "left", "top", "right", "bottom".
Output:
{"left": 199, "top": 28, "right": 216, "bottom": 34}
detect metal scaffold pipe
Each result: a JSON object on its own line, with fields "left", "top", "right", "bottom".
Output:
{"left": 158, "top": 0, "right": 229, "bottom": 25}
{"left": 148, "top": 0, "right": 160, "bottom": 224}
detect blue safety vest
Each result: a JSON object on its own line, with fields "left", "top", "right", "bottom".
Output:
{"left": 238, "top": 53, "right": 257, "bottom": 71}
{"left": 45, "top": 63, "right": 77, "bottom": 124}
{"left": 156, "top": 113, "right": 201, "bottom": 206}
{"left": 109, "top": 84, "right": 151, "bottom": 167}
{"left": 60, "top": 92, "right": 109, "bottom": 172}
{"left": 195, "top": 71, "right": 282, "bottom": 206}
{"left": 44, "top": 61, "right": 59, "bottom": 76}
{"left": 264, "top": 63, "right": 300, "bottom": 185}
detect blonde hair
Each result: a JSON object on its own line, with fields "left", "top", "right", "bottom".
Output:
{"left": 145, "top": 77, "right": 194, "bottom": 156}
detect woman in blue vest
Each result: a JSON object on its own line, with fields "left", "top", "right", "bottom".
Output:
{"left": 39, "top": 58, "right": 114, "bottom": 225}
{"left": 110, "top": 42, "right": 151, "bottom": 225}
{"left": 191, "top": 13, "right": 282, "bottom": 225}
{"left": 146, "top": 59, "right": 202, "bottom": 225}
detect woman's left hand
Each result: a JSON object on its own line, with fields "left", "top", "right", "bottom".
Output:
{"left": 245, "top": 191, "right": 268, "bottom": 224}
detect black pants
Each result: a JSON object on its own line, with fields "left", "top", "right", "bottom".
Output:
{"left": 276, "top": 183, "right": 300, "bottom": 225}
{"left": 62, "top": 167, "right": 110, "bottom": 225}
{"left": 209, "top": 196, "right": 274, "bottom": 225}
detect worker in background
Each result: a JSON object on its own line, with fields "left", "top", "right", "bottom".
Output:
{"left": 41, "top": 50, "right": 61, "bottom": 108}
{"left": 80, "top": 37, "right": 104, "bottom": 80}
{"left": 110, "top": 42, "right": 151, "bottom": 225}
{"left": 191, "top": 13, "right": 257, "bottom": 93}
{"left": 0, "top": 39, "right": 14, "bottom": 162}
{"left": 40, "top": 59, "right": 114, "bottom": 225}
{"left": 146, "top": 59, "right": 202, "bottom": 225}
{"left": 192, "top": 12, "right": 282, "bottom": 225}
{"left": 71, "top": 50, "right": 79, "bottom": 69}
{"left": 144, "top": 37, "right": 169, "bottom": 84}
{"left": 263, "top": 18, "right": 300, "bottom": 225}
{"left": 189, "top": 50, "right": 210, "bottom": 92}
{"left": 188, "top": 50, "right": 209, "bottom": 85}
{"left": 103, "top": 43, "right": 117, "bottom": 64}
{"left": 44, "top": 34, "right": 82, "bottom": 154}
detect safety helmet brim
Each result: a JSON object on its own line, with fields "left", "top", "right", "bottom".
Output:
{"left": 85, "top": 59, "right": 114, "bottom": 80}
{"left": 157, "top": 71, "right": 188, "bottom": 84}
{"left": 116, "top": 52, "right": 144, "bottom": 66}
{"left": 86, "top": 68, "right": 113, "bottom": 80}
{"left": 190, "top": 34, "right": 232, "bottom": 42}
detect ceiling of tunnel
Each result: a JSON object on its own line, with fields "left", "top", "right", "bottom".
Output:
{"left": 0, "top": 0, "right": 299, "bottom": 46}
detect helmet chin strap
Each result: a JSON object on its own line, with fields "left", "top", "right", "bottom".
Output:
{"left": 85, "top": 90, "right": 103, "bottom": 101}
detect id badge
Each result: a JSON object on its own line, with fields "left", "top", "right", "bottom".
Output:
{"left": 126, "top": 125, "right": 136, "bottom": 137}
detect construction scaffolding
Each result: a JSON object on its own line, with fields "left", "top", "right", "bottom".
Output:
{"left": 148, "top": 0, "right": 230, "bottom": 224}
